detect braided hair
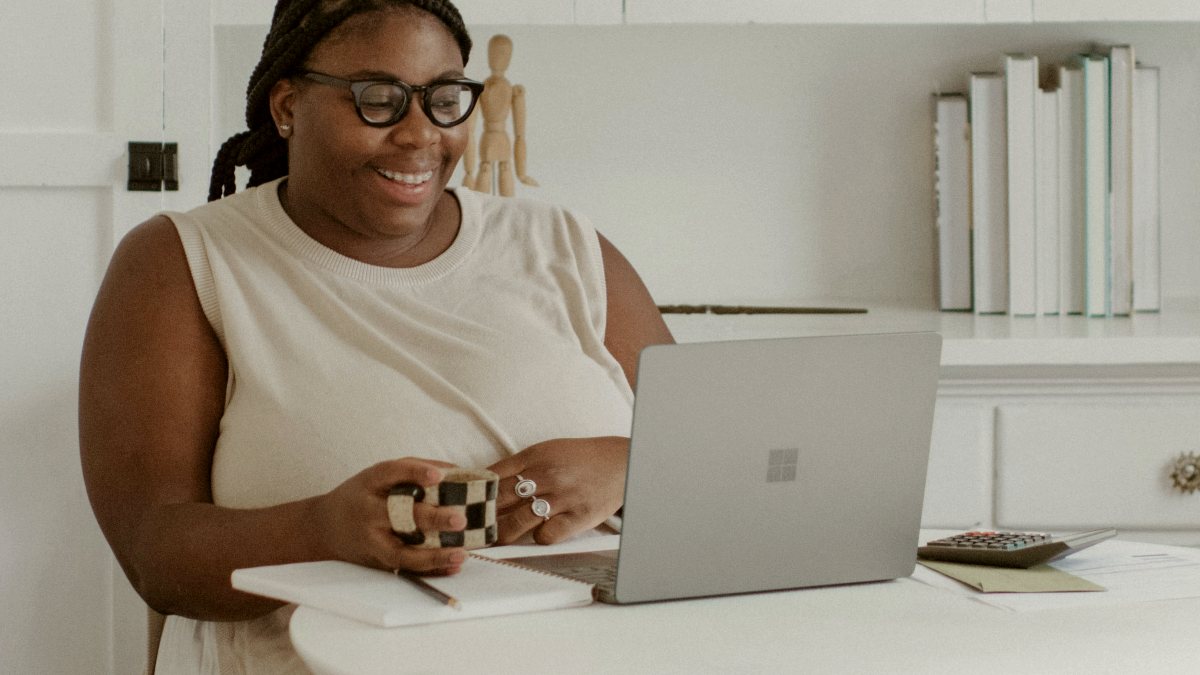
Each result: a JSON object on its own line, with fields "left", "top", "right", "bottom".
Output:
{"left": 208, "top": 0, "right": 472, "bottom": 201}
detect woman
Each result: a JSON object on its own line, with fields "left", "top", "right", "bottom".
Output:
{"left": 78, "top": 0, "right": 672, "bottom": 671}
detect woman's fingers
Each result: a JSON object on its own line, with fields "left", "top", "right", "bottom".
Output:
{"left": 380, "top": 502, "right": 468, "bottom": 574}
{"left": 409, "top": 501, "right": 468, "bottom": 533}
{"left": 363, "top": 457, "right": 456, "bottom": 494}
{"left": 531, "top": 510, "right": 588, "bottom": 545}
{"left": 494, "top": 491, "right": 549, "bottom": 545}
{"left": 489, "top": 459, "right": 532, "bottom": 511}
{"left": 494, "top": 494, "right": 596, "bottom": 545}
{"left": 387, "top": 543, "right": 467, "bottom": 575}
{"left": 320, "top": 458, "right": 476, "bottom": 575}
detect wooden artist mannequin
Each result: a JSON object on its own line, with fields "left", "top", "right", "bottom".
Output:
{"left": 464, "top": 34, "right": 538, "bottom": 195}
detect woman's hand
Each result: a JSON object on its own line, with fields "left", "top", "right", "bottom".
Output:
{"left": 313, "top": 458, "right": 470, "bottom": 575}
{"left": 488, "top": 437, "right": 629, "bottom": 545}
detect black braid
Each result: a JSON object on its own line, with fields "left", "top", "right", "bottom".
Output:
{"left": 207, "top": 0, "right": 473, "bottom": 201}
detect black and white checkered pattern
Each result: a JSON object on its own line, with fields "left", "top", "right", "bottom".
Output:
{"left": 388, "top": 476, "right": 498, "bottom": 549}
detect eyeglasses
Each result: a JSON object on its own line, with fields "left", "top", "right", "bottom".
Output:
{"left": 300, "top": 71, "right": 484, "bottom": 128}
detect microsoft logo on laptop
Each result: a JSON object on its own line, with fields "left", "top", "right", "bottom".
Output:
{"left": 766, "top": 448, "right": 799, "bottom": 483}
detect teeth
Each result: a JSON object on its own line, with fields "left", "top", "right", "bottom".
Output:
{"left": 376, "top": 168, "right": 434, "bottom": 185}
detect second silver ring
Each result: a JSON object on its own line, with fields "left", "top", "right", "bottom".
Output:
{"left": 530, "top": 497, "right": 551, "bottom": 520}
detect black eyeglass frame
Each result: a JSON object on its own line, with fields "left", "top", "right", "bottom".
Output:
{"left": 299, "top": 71, "right": 485, "bottom": 128}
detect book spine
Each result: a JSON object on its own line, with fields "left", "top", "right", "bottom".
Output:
{"left": 935, "top": 94, "right": 972, "bottom": 311}
{"left": 1080, "top": 54, "right": 1111, "bottom": 317}
{"left": 970, "top": 72, "right": 1008, "bottom": 314}
{"left": 1132, "top": 65, "right": 1161, "bottom": 312}
{"left": 1006, "top": 54, "right": 1039, "bottom": 316}
{"left": 1108, "top": 45, "right": 1135, "bottom": 315}
{"left": 1057, "top": 65, "right": 1086, "bottom": 315}
{"left": 1036, "top": 87, "right": 1060, "bottom": 315}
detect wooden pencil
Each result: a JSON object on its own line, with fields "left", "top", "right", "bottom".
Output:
{"left": 395, "top": 569, "right": 461, "bottom": 609}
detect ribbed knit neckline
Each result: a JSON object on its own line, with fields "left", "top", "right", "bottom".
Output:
{"left": 255, "top": 177, "right": 481, "bottom": 286}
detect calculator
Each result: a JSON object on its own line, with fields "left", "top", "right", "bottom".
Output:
{"left": 917, "top": 528, "right": 1117, "bottom": 568}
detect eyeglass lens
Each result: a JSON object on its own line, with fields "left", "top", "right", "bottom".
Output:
{"left": 357, "top": 82, "right": 476, "bottom": 126}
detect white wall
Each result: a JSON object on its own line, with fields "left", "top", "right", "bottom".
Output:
{"left": 1, "top": 2, "right": 160, "bottom": 673}
{"left": 216, "top": 21, "right": 1200, "bottom": 307}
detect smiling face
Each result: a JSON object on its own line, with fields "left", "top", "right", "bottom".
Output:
{"left": 270, "top": 7, "right": 470, "bottom": 266}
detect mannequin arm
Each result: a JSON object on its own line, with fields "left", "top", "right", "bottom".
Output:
{"left": 512, "top": 85, "right": 538, "bottom": 186}
{"left": 462, "top": 105, "right": 479, "bottom": 189}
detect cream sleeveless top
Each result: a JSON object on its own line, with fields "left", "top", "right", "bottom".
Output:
{"left": 154, "top": 179, "right": 633, "bottom": 674}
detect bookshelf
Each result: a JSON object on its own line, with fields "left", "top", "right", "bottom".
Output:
{"left": 663, "top": 300, "right": 1200, "bottom": 367}
{"left": 197, "top": 2, "right": 1200, "bottom": 543}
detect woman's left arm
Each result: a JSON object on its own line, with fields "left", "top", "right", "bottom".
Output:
{"left": 595, "top": 232, "right": 675, "bottom": 390}
{"left": 489, "top": 233, "right": 673, "bottom": 544}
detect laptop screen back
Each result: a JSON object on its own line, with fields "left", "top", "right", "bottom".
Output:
{"left": 611, "top": 332, "right": 942, "bottom": 603}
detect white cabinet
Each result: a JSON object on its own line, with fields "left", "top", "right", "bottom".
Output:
{"left": 995, "top": 403, "right": 1200, "bottom": 530}
{"left": 924, "top": 402, "right": 993, "bottom": 529}
{"left": 664, "top": 307, "right": 1200, "bottom": 544}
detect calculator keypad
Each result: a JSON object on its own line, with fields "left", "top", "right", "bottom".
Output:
{"left": 927, "top": 531, "right": 1050, "bottom": 550}
{"left": 918, "top": 528, "right": 1115, "bottom": 568}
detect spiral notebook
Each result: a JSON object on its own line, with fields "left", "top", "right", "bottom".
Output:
{"left": 231, "top": 554, "right": 593, "bottom": 627}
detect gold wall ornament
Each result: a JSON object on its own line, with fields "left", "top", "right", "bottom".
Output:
{"left": 1169, "top": 452, "right": 1200, "bottom": 494}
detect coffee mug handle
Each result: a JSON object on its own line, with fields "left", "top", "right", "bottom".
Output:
{"left": 387, "top": 483, "right": 426, "bottom": 546}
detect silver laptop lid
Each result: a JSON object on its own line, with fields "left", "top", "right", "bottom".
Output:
{"left": 613, "top": 332, "right": 942, "bottom": 603}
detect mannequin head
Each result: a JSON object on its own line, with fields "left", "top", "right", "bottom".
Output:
{"left": 487, "top": 34, "right": 513, "bottom": 75}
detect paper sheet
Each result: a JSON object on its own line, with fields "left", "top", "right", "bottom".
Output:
{"left": 917, "top": 560, "right": 1104, "bottom": 593}
{"left": 912, "top": 539, "right": 1200, "bottom": 612}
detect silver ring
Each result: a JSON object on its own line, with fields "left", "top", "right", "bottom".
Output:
{"left": 531, "top": 497, "right": 551, "bottom": 520}
{"left": 514, "top": 475, "right": 537, "bottom": 498}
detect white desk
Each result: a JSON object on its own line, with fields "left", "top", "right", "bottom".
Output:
{"left": 290, "top": 541, "right": 1197, "bottom": 674}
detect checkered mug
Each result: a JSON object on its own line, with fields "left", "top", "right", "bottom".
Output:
{"left": 387, "top": 468, "right": 499, "bottom": 549}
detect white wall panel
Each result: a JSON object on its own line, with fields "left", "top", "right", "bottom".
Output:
{"left": 996, "top": 403, "right": 1200, "bottom": 529}
{"left": 0, "top": 187, "right": 114, "bottom": 672}
{"left": 2, "top": 1, "right": 165, "bottom": 672}
{"left": 923, "top": 403, "right": 993, "bottom": 528}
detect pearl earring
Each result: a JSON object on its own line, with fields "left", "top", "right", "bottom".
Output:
{"left": 279, "top": 124, "right": 292, "bottom": 133}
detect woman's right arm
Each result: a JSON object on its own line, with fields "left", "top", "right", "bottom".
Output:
{"left": 79, "top": 216, "right": 466, "bottom": 621}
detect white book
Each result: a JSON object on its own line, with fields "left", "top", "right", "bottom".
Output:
{"left": 1057, "top": 64, "right": 1086, "bottom": 315}
{"left": 935, "top": 94, "right": 972, "bottom": 311}
{"left": 1106, "top": 44, "right": 1135, "bottom": 315}
{"left": 1006, "top": 54, "right": 1038, "bottom": 316}
{"left": 231, "top": 556, "right": 594, "bottom": 628}
{"left": 970, "top": 72, "right": 1008, "bottom": 315}
{"left": 1079, "top": 53, "right": 1110, "bottom": 317}
{"left": 1036, "top": 87, "right": 1060, "bottom": 315}
{"left": 1132, "top": 64, "right": 1161, "bottom": 312}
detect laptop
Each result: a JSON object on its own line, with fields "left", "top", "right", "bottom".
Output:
{"left": 508, "top": 331, "right": 943, "bottom": 604}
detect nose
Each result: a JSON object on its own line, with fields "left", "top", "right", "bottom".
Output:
{"left": 385, "top": 97, "right": 440, "bottom": 147}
